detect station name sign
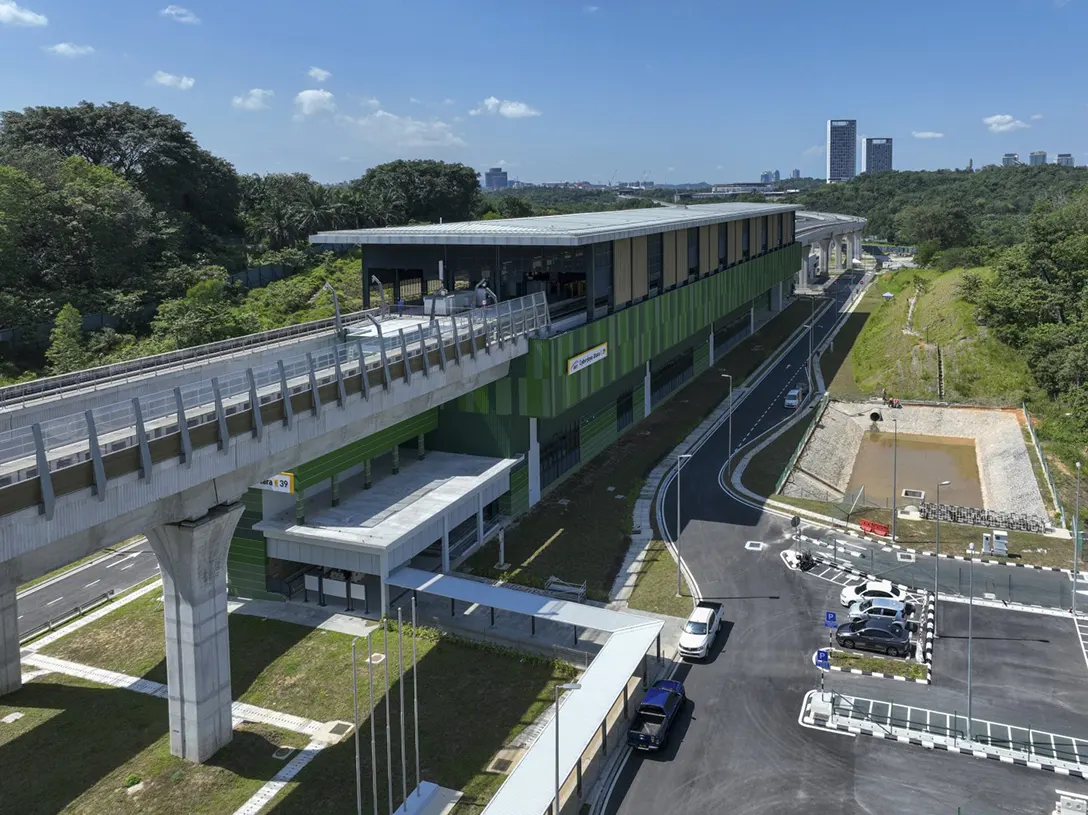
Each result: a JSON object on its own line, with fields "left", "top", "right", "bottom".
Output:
{"left": 255, "top": 473, "right": 295, "bottom": 494}
{"left": 567, "top": 342, "right": 608, "bottom": 375}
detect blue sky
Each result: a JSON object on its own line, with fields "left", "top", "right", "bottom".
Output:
{"left": 2, "top": 0, "right": 1087, "bottom": 184}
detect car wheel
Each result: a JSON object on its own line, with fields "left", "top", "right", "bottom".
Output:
{"left": 886, "top": 646, "right": 899, "bottom": 657}
{"left": 841, "top": 638, "right": 854, "bottom": 649}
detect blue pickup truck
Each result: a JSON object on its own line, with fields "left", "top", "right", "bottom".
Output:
{"left": 626, "top": 679, "right": 686, "bottom": 751}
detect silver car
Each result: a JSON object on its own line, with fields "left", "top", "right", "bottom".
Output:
{"left": 847, "top": 596, "right": 912, "bottom": 622}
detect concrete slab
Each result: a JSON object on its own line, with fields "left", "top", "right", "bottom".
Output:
{"left": 227, "top": 597, "right": 379, "bottom": 639}
{"left": 391, "top": 782, "right": 461, "bottom": 815}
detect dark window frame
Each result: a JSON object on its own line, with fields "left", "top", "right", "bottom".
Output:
{"left": 741, "top": 220, "right": 751, "bottom": 260}
{"left": 647, "top": 233, "right": 663, "bottom": 293}
{"left": 687, "top": 228, "right": 699, "bottom": 280}
{"left": 717, "top": 222, "right": 726, "bottom": 268}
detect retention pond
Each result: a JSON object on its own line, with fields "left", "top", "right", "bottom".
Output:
{"left": 845, "top": 431, "right": 984, "bottom": 508}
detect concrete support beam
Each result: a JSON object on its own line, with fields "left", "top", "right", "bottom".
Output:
{"left": 818, "top": 237, "right": 831, "bottom": 278}
{"left": 391, "top": 445, "right": 400, "bottom": 475}
{"left": 417, "top": 433, "right": 425, "bottom": 461}
{"left": 364, "top": 459, "right": 373, "bottom": 490}
{"left": 441, "top": 515, "right": 450, "bottom": 573}
{"left": 0, "top": 570, "right": 18, "bottom": 697}
{"left": 528, "top": 418, "right": 541, "bottom": 508}
{"left": 148, "top": 502, "right": 244, "bottom": 763}
{"left": 771, "top": 282, "right": 783, "bottom": 312}
{"left": 708, "top": 329, "right": 715, "bottom": 367}
{"left": 643, "top": 361, "right": 651, "bottom": 418}
{"left": 749, "top": 305, "right": 755, "bottom": 334}
{"left": 476, "top": 493, "right": 484, "bottom": 549}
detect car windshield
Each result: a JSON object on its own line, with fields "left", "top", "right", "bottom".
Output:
{"left": 859, "top": 599, "right": 873, "bottom": 611}
{"left": 684, "top": 621, "right": 707, "bottom": 635}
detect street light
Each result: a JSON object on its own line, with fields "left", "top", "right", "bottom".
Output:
{"left": 891, "top": 418, "right": 898, "bottom": 543}
{"left": 967, "top": 545, "right": 975, "bottom": 741}
{"left": 1075, "top": 461, "right": 1082, "bottom": 616}
{"left": 554, "top": 682, "right": 582, "bottom": 815}
{"left": 676, "top": 453, "right": 694, "bottom": 597}
{"left": 934, "top": 480, "right": 951, "bottom": 635}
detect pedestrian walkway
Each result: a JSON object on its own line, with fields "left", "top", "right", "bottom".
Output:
{"left": 801, "top": 689, "right": 1088, "bottom": 779}
{"left": 229, "top": 596, "right": 379, "bottom": 639}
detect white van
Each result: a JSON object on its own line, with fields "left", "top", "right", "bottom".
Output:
{"left": 784, "top": 387, "right": 805, "bottom": 409}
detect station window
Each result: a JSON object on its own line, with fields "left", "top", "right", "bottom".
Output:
{"left": 616, "top": 390, "right": 634, "bottom": 432}
{"left": 777, "top": 214, "right": 784, "bottom": 246}
{"left": 647, "top": 233, "right": 663, "bottom": 292}
{"left": 687, "top": 228, "right": 699, "bottom": 279}
{"left": 718, "top": 223, "right": 727, "bottom": 267}
{"left": 592, "top": 242, "right": 613, "bottom": 311}
{"left": 742, "top": 220, "right": 751, "bottom": 260}
{"left": 761, "top": 217, "right": 768, "bottom": 254}
{"left": 540, "top": 422, "right": 581, "bottom": 488}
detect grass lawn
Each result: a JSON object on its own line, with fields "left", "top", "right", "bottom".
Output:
{"left": 829, "top": 649, "right": 927, "bottom": 681}
{"left": 0, "top": 673, "right": 308, "bottom": 815}
{"left": 773, "top": 494, "right": 1073, "bottom": 569}
{"left": 625, "top": 540, "right": 694, "bottom": 619}
{"left": 462, "top": 299, "right": 814, "bottom": 600}
{"left": 740, "top": 412, "right": 812, "bottom": 498}
{"left": 41, "top": 595, "right": 577, "bottom": 813}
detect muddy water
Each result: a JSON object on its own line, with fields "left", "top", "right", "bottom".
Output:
{"left": 846, "top": 431, "right": 984, "bottom": 508}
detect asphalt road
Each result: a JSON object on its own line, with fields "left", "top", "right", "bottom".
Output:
{"left": 15, "top": 538, "right": 159, "bottom": 636}
{"left": 607, "top": 275, "right": 1088, "bottom": 814}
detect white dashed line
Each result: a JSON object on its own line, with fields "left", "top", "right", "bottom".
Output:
{"left": 84, "top": 580, "right": 100, "bottom": 588}
{"left": 45, "top": 597, "right": 63, "bottom": 606}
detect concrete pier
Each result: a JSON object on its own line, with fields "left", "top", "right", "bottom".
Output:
{"left": 0, "top": 570, "right": 18, "bottom": 696}
{"left": 148, "top": 502, "right": 244, "bottom": 763}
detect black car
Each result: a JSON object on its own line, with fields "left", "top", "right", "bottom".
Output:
{"left": 835, "top": 616, "right": 911, "bottom": 657}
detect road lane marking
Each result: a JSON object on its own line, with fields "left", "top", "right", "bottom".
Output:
{"left": 105, "top": 553, "right": 140, "bottom": 569}
{"left": 121, "top": 563, "right": 135, "bottom": 571}
{"left": 45, "top": 597, "right": 63, "bottom": 606}
{"left": 84, "top": 579, "right": 100, "bottom": 588}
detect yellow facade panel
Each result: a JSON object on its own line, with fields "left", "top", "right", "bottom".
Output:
{"left": 663, "top": 230, "right": 678, "bottom": 288}
{"left": 613, "top": 238, "right": 633, "bottom": 306}
{"left": 700, "top": 226, "right": 712, "bottom": 276}
{"left": 631, "top": 235, "right": 649, "bottom": 301}
{"left": 675, "top": 229, "right": 689, "bottom": 279}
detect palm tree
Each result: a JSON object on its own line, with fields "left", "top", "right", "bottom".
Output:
{"left": 291, "top": 184, "right": 342, "bottom": 236}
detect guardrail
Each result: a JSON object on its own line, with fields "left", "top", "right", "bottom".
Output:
{"left": 18, "top": 589, "right": 115, "bottom": 644}
{"left": 1022, "top": 401, "right": 1067, "bottom": 529}
{"left": 0, "top": 293, "right": 549, "bottom": 519}
{"left": 775, "top": 392, "right": 830, "bottom": 494}
{"left": 0, "top": 305, "right": 383, "bottom": 408}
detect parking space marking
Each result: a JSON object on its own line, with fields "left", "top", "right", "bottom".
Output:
{"left": 1073, "top": 617, "right": 1088, "bottom": 674}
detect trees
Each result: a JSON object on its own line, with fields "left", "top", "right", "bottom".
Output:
{"left": 353, "top": 159, "right": 480, "bottom": 224}
{"left": 46, "top": 303, "right": 89, "bottom": 374}
{"left": 151, "top": 275, "right": 260, "bottom": 349}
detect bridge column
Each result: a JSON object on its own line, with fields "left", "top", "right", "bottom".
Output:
{"left": 818, "top": 237, "right": 831, "bottom": 278}
{"left": 0, "top": 570, "right": 18, "bottom": 697}
{"left": 392, "top": 445, "right": 400, "bottom": 475}
{"left": 528, "top": 418, "right": 541, "bottom": 509}
{"left": 148, "top": 502, "right": 244, "bottom": 763}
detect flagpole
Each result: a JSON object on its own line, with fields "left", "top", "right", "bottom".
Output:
{"left": 412, "top": 596, "right": 420, "bottom": 797}
{"left": 385, "top": 621, "right": 394, "bottom": 815}
{"left": 398, "top": 607, "right": 408, "bottom": 807}
{"left": 368, "top": 632, "right": 379, "bottom": 815}
{"left": 353, "top": 639, "right": 362, "bottom": 815}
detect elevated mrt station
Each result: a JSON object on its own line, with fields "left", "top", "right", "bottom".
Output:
{"left": 0, "top": 202, "right": 834, "bottom": 767}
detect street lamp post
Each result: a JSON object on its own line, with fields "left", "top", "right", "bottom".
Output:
{"left": 554, "top": 682, "right": 582, "bottom": 815}
{"left": 967, "top": 549, "right": 974, "bottom": 741}
{"left": 722, "top": 374, "right": 733, "bottom": 482}
{"left": 676, "top": 454, "right": 693, "bottom": 596}
{"left": 934, "top": 480, "right": 950, "bottom": 635}
{"left": 1075, "top": 461, "right": 1082, "bottom": 616}
{"left": 891, "top": 418, "right": 898, "bottom": 543}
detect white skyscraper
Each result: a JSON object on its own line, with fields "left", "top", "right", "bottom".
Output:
{"left": 826, "top": 119, "right": 857, "bottom": 183}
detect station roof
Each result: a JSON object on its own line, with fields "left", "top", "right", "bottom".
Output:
{"left": 309, "top": 202, "right": 799, "bottom": 248}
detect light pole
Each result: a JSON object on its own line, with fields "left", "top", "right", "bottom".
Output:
{"left": 554, "top": 682, "right": 582, "bottom": 815}
{"left": 967, "top": 547, "right": 974, "bottom": 741}
{"left": 934, "top": 480, "right": 950, "bottom": 635}
{"left": 722, "top": 374, "right": 733, "bottom": 482}
{"left": 1075, "top": 461, "right": 1082, "bottom": 615}
{"left": 891, "top": 418, "right": 898, "bottom": 543}
{"left": 676, "top": 453, "right": 693, "bottom": 596}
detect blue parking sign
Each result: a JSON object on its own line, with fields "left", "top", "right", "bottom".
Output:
{"left": 824, "top": 611, "right": 837, "bottom": 627}
{"left": 816, "top": 649, "right": 830, "bottom": 669}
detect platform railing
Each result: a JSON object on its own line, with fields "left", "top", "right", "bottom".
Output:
{"left": 0, "top": 293, "right": 549, "bottom": 497}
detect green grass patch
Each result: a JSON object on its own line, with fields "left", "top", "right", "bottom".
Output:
{"left": 40, "top": 597, "right": 577, "bottom": 813}
{"left": 829, "top": 649, "right": 926, "bottom": 681}
{"left": 740, "top": 412, "right": 813, "bottom": 498}
{"left": 772, "top": 494, "right": 1071, "bottom": 569}
{"left": 625, "top": 540, "right": 694, "bottom": 618}
{"left": 462, "top": 299, "right": 815, "bottom": 599}
{"left": 0, "top": 673, "right": 308, "bottom": 815}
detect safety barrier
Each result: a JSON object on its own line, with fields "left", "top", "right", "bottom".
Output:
{"left": 775, "top": 392, "right": 830, "bottom": 494}
{"left": 1022, "top": 401, "right": 1067, "bottom": 528}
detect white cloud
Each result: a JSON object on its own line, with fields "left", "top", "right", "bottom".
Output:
{"left": 232, "top": 88, "right": 273, "bottom": 111}
{"left": 307, "top": 66, "right": 331, "bottom": 82}
{"left": 803, "top": 144, "right": 826, "bottom": 156}
{"left": 441, "top": 98, "right": 455, "bottom": 105}
{"left": 984, "top": 114, "right": 1029, "bottom": 133}
{"left": 294, "top": 89, "right": 336, "bottom": 117}
{"left": 912, "top": 130, "right": 945, "bottom": 139}
{"left": 469, "top": 96, "right": 542, "bottom": 118}
{"left": 716, "top": 164, "right": 723, "bottom": 170}
{"left": 337, "top": 110, "right": 465, "bottom": 148}
{"left": 44, "top": 42, "right": 94, "bottom": 57}
{"left": 363, "top": 97, "right": 380, "bottom": 108}
{"left": 0, "top": 1, "right": 47, "bottom": 26}
{"left": 667, "top": 166, "right": 675, "bottom": 172}
{"left": 583, "top": 4, "right": 600, "bottom": 11}
{"left": 409, "top": 97, "right": 421, "bottom": 104}
{"left": 1031, "top": 113, "right": 1044, "bottom": 120}
{"left": 160, "top": 5, "right": 200, "bottom": 24}
{"left": 150, "top": 70, "right": 195, "bottom": 90}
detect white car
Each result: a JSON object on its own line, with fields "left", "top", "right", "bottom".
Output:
{"left": 677, "top": 601, "right": 724, "bottom": 660}
{"left": 839, "top": 580, "right": 905, "bottom": 609}
{"left": 784, "top": 388, "right": 804, "bottom": 409}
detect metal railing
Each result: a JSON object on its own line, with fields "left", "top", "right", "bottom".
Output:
{"left": 18, "top": 589, "right": 115, "bottom": 644}
{"left": 775, "top": 392, "right": 830, "bottom": 494}
{"left": 1022, "top": 401, "right": 1066, "bottom": 528}
{"left": 0, "top": 292, "right": 549, "bottom": 488}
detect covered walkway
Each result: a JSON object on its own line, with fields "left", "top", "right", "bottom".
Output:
{"left": 387, "top": 567, "right": 664, "bottom": 815}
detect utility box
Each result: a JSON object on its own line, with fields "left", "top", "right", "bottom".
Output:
{"left": 982, "top": 533, "right": 991, "bottom": 555}
{"left": 1060, "top": 794, "right": 1087, "bottom": 814}
{"left": 992, "top": 529, "right": 1008, "bottom": 556}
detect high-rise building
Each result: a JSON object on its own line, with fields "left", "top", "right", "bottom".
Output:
{"left": 791, "top": 169, "right": 801, "bottom": 179}
{"left": 1058, "top": 153, "right": 1075, "bottom": 167}
{"left": 862, "top": 138, "right": 893, "bottom": 174}
{"left": 1029, "top": 151, "right": 1047, "bottom": 166}
{"left": 760, "top": 170, "right": 775, "bottom": 184}
{"left": 826, "top": 119, "right": 857, "bottom": 182}
{"left": 773, "top": 169, "right": 781, "bottom": 182}
{"left": 1002, "top": 153, "right": 1020, "bottom": 167}
{"left": 484, "top": 167, "right": 509, "bottom": 190}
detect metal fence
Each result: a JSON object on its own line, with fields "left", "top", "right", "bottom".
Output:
{"left": 775, "top": 392, "right": 830, "bottom": 494}
{"left": 1022, "top": 401, "right": 1067, "bottom": 528}
{"left": 0, "top": 292, "right": 550, "bottom": 480}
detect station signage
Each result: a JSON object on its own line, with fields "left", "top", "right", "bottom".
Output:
{"left": 567, "top": 342, "right": 608, "bottom": 375}
{"left": 256, "top": 473, "right": 295, "bottom": 494}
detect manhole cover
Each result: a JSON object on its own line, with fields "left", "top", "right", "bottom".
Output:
{"left": 273, "top": 746, "right": 295, "bottom": 761}
{"left": 557, "top": 499, "right": 571, "bottom": 506}
{"left": 896, "top": 552, "right": 916, "bottom": 563}
{"left": 328, "top": 722, "right": 351, "bottom": 737}
{"left": 606, "top": 486, "right": 615, "bottom": 492}
{"left": 368, "top": 653, "right": 386, "bottom": 665}
{"left": 745, "top": 541, "right": 766, "bottom": 551}
{"left": 615, "top": 494, "right": 625, "bottom": 500}
{"left": 491, "top": 758, "right": 512, "bottom": 773}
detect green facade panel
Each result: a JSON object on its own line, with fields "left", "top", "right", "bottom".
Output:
{"left": 693, "top": 343, "right": 709, "bottom": 376}
{"left": 580, "top": 404, "right": 618, "bottom": 465}
{"left": 292, "top": 409, "right": 439, "bottom": 490}
{"left": 632, "top": 383, "right": 646, "bottom": 425}
{"left": 519, "top": 243, "right": 800, "bottom": 418}
{"left": 500, "top": 461, "right": 529, "bottom": 517}
{"left": 227, "top": 489, "right": 268, "bottom": 598}
{"left": 427, "top": 401, "right": 529, "bottom": 459}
